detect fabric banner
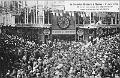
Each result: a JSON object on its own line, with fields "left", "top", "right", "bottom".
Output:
{"left": 52, "top": 30, "right": 76, "bottom": 34}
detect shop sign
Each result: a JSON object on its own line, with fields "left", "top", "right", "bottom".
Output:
{"left": 43, "top": 29, "right": 50, "bottom": 35}
{"left": 52, "top": 30, "right": 76, "bottom": 34}
{"left": 77, "top": 29, "right": 84, "bottom": 36}
{"left": 65, "top": 1, "right": 119, "bottom": 12}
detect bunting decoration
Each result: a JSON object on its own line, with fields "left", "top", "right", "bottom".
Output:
{"left": 51, "top": 11, "right": 75, "bottom": 17}
{"left": 29, "top": 7, "right": 31, "bottom": 13}
{"left": 81, "top": 12, "right": 84, "bottom": 17}
{"left": 52, "top": 12, "right": 55, "bottom": 16}
{"left": 78, "top": 12, "right": 81, "bottom": 16}
{"left": 69, "top": 12, "right": 71, "bottom": 17}
{"left": 71, "top": 12, "right": 74, "bottom": 16}
{"left": 60, "top": 12, "right": 63, "bottom": 16}
{"left": 56, "top": 12, "right": 59, "bottom": 16}
{"left": 86, "top": 12, "right": 90, "bottom": 17}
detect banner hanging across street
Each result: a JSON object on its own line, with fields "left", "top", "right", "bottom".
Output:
{"left": 52, "top": 30, "right": 76, "bottom": 34}
{"left": 65, "top": 1, "right": 119, "bottom": 12}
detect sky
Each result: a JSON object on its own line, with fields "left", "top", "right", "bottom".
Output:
{"left": 26, "top": 1, "right": 44, "bottom": 7}
{"left": 26, "top": 1, "right": 65, "bottom": 7}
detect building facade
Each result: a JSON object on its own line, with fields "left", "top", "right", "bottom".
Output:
{"left": 0, "top": 1, "right": 52, "bottom": 42}
{"left": 47, "top": 1, "right": 119, "bottom": 42}
{"left": 0, "top": 1, "right": 120, "bottom": 43}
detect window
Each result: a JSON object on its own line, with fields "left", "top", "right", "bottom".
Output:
{"left": 117, "top": 12, "right": 120, "bottom": 24}
{"left": 44, "top": 11, "right": 48, "bottom": 24}
{"left": 75, "top": 12, "right": 119, "bottom": 25}
{"left": 75, "top": 12, "right": 84, "bottom": 24}
{"left": 49, "top": 11, "right": 52, "bottom": 24}
{"left": 101, "top": 12, "right": 119, "bottom": 25}
{"left": 91, "top": 12, "right": 95, "bottom": 23}
{"left": 79, "top": 15, "right": 83, "bottom": 24}
{"left": 75, "top": 12, "right": 78, "bottom": 24}
{"left": 44, "top": 10, "right": 52, "bottom": 24}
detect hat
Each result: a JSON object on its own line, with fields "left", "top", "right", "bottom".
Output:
{"left": 56, "top": 64, "right": 63, "bottom": 69}
{"left": 55, "top": 71, "right": 59, "bottom": 75}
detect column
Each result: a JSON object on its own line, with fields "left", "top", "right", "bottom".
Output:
{"left": 111, "top": 18, "right": 113, "bottom": 25}
{"left": 39, "top": 16, "right": 40, "bottom": 24}
{"left": 18, "top": 1, "right": 19, "bottom": 13}
{"left": 18, "top": 1, "right": 20, "bottom": 24}
{"left": 83, "top": 12, "right": 85, "bottom": 25}
{"left": 75, "top": 12, "right": 77, "bottom": 42}
{"left": 43, "top": 10, "right": 45, "bottom": 24}
{"left": 119, "top": 13, "right": 120, "bottom": 24}
{"left": 26, "top": 8, "right": 28, "bottom": 24}
{"left": 48, "top": 10, "right": 49, "bottom": 24}
{"left": 78, "top": 12, "right": 79, "bottom": 24}
{"left": 90, "top": 12, "right": 91, "bottom": 24}
{"left": 34, "top": 9, "right": 35, "bottom": 24}
{"left": 43, "top": 2, "right": 45, "bottom": 25}
{"left": 36, "top": 1, "right": 38, "bottom": 24}
{"left": 3, "top": 1, "right": 4, "bottom": 7}
{"left": 25, "top": 8, "right": 26, "bottom": 24}
{"left": 115, "top": 12, "right": 117, "bottom": 24}
{"left": 78, "top": 35, "right": 79, "bottom": 41}
{"left": 22, "top": 1, "right": 23, "bottom": 8}
{"left": 31, "top": 10, "right": 32, "bottom": 24}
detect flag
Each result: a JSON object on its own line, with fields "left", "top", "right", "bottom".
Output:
{"left": 60, "top": 12, "right": 63, "bottom": 16}
{"left": 81, "top": 12, "right": 84, "bottom": 17}
{"left": 78, "top": 12, "right": 81, "bottom": 16}
{"left": 93, "top": 12, "right": 97, "bottom": 16}
{"left": 56, "top": 13, "right": 59, "bottom": 16}
{"left": 96, "top": 20, "right": 102, "bottom": 25}
{"left": 29, "top": 7, "right": 31, "bottom": 13}
{"left": 52, "top": 12, "right": 55, "bottom": 16}
{"left": 69, "top": 12, "right": 71, "bottom": 16}
{"left": 86, "top": 12, "right": 91, "bottom": 17}
{"left": 72, "top": 12, "right": 74, "bottom": 16}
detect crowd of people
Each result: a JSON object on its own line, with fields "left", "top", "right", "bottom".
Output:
{"left": 0, "top": 28, "right": 120, "bottom": 78}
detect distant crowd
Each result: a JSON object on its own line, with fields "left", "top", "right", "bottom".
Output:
{"left": 0, "top": 28, "right": 120, "bottom": 78}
